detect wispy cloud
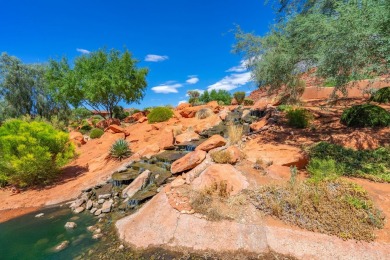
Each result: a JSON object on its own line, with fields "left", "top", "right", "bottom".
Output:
{"left": 186, "top": 76, "right": 199, "bottom": 84}
{"left": 207, "top": 72, "right": 251, "bottom": 91}
{"left": 178, "top": 100, "right": 187, "bottom": 105}
{"left": 151, "top": 83, "right": 182, "bottom": 94}
{"left": 145, "top": 54, "right": 169, "bottom": 62}
{"left": 226, "top": 60, "right": 247, "bottom": 73}
{"left": 76, "top": 48, "right": 91, "bottom": 54}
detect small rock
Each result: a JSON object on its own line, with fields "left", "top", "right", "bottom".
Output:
{"left": 54, "top": 240, "right": 69, "bottom": 252}
{"left": 92, "top": 233, "right": 103, "bottom": 240}
{"left": 98, "top": 213, "right": 106, "bottom": 218}
{"left": 64, "top": 222, "right": 77, "bottom": 229}
{"left": 94, "top": 209, "right": 102, "bottom": 216}
{"left": 86, "top": 200, "right": 93, "bottom": 210}
{"left": 93, "top": 202, "right": 99, "bottom": 208}
{"left": 118, "top": 244, "right": 124, "bottom": 250}
{"left": 73, "top": 207, "right": 85, "bottom": 214}
{"left": 94, "top": 228, "right": 102, "bottom": 234}
{"left": 87, "top": 226, "right": 97, "bottom": 232}
{"left": 35, "top": 213, "right": 44, "bottom": 218}
{"left": 73, "top": 199, "right": 86, "bottom": 208}
{"left": 90, "top": 208, "right": 97, "bottom": 214}
{"left": 97, "top": 199, "right": 105, "bottom": 204}
{"left": 101, "top": 201, "right": 113, "bottom": 213}
{"left": 98, "top": 194, "right": 111, "bottom": 199}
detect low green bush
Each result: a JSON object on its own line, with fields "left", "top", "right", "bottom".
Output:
{"left": 79, "top": 124, "right": 92, "bottom": 134}
{"left": 110, "top": 139, "right": 131, "bottom": 161}
{"left": 243, "top": 98, "right": 254, "bottom": 106}
{"left": 0, "top": 119, "right": 75, "bottom": 187}
{"left": 310, "top": 142, "right": 390, "bottom": 182}
{"left": 307, "top": 158, "right": 340, "bottom": 183}
{"left": 233, "top": 91, "right": 246, "bottom": 105}
{"left": 341, "top": 104, "right": 390, "bottom": 127}
{"left": 278, "top": 104, "right": 293, "bottom": 112}
{"left": 286, "top": 108, "right": 312, "bottom": 128}
{"left": 90, "top": 128, "right": 104, "bottom": 139}
{"left": 147, "top": 107, "right": 174, "bottom": 123}
{"left": 370, "top": 87, "right": 390, "bottom": 104}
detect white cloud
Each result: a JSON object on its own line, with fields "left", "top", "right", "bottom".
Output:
{"left": 178, "top": 100, "right": 187, "bottom": 105}
{"left": 226, "top": 59, "right": 249, "bottom": 73}
{"left": 186, "top": 76, "right": 199, "bottom": 84}
{"left": 207, "top": 72, "right": 251, "bottom": 91}
{"left": 76, "top": 48, "right": 91, "bottom": 54}
{"left": 151, "top": 83, "right": 182, "bottom": 94}
{"left": 145, "top": 54, "right": 169, "bottom": 62}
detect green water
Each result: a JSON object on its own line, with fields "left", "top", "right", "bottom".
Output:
{"left": 0, "top": 206, "right": 98, "bottom": 260}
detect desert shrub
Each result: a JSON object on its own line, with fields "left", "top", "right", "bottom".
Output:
{"left": 113, "top": 105, "right": 129, "bottom": 120}
{"left": 307, "top": 158, "right": 340, "bottom": 183}
{"left": 243, "top": 98, "right": 254, "bottom": 106}
{"left": 286, "top": 108, "right": 312, "bottom": 128}
{"left": 277, "top": 104, "right": 292, "bottom": 112}
{"left": 233, "top": 91, "right": 246, "bottom": 105}
{"left": 369, "top": 87, "right": 390, "bottom": 104}
{"left": 147, "top": 107, "right": 174, "bottom": 123}
{"left": 195, "top": 108, "right": 213, "bottom": 119}
{"left": 210, "top": 150, "right": 232, "bottom": 164}
{"left": 249, "top": 179, "right": 384, "bottom": 241}
{"left": 310, "top": 142, "right": 390, "bottom": 182}
{"left": 188, "top": 90, "right": 200, "bottom": 105}
{"left": 0, "top": 119, "right": 75, "bottom": 187}
{"left": 205, "top": 89, "right": 232, "bottom": 105}
{"left": 227, "top": 124, "right": 243, "bottom": 145}
{"left": 110, "top": 139, "right": 131, "bottom": 161}
{"left": 341, "top": 104, "right": 390, "bottom": 127}
{"left": 90, "top": 128, "right": 104, "bottom": 139}
{"left": 91, "top": 118, "right": 101, "bottom": 126}
{"left": 79, "top": 124, "right": 92, "bottom": 135}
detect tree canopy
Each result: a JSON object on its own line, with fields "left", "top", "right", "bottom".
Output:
{"left": 46, "top": 48, "right": 148, "bottom": 118}
{"left": 234, "top": 0, "right": 390, "bottom": 100}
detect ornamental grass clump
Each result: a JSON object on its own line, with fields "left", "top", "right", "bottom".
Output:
{"left": 89, "top": 128, "right": 104, "bottom": 139}
{"left": 147, "top": 107, "right": 174, "bottom": 123}
{"left": 195, "top": 108, "right": 213, "bottom": 119}
{"left": 110, "top": 139, "right": 131, "bottom": 161}
{"left": 341, "top": 104, "right": 390, "bottom": 127}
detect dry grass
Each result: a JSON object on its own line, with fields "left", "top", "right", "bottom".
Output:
{"left": 227, "top": 124, "right": 243, "bottom": 145}
{"left": 195, "top": 108, "right": 213, "bottom": 119}
{"left": 249, "top": 179, "right": 384, "bottom": 241}
{"left": 210, "top": 150, "right": 232, "bottom": 164}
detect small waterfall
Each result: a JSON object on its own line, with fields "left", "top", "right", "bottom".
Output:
{"left": 184, "top": 144, "right": 196, "bottom": 151}
{"left": 127, "top": 199, "right": 139, "bottom": 209}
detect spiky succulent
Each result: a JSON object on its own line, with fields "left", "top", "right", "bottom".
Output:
{"left": 110, "top": 139, "right": 131, "bottom": 161}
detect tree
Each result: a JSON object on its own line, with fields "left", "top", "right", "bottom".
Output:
{"left": 0, "top": 53, "right": 67, "bottom": 121}
{"left": 199, "top": 90, "right": 211, "bottom": 103}
{"left": 234, "top": 0, "right": 389, "bottom": 100}
{"left": 209, "top": 89, "right": 232, "bottom": 105}
{"left": 187, "top": 90, "right": 201, "bottom": 105}
{"left": 46, "top": 48, "right": 148, "bottom": 118}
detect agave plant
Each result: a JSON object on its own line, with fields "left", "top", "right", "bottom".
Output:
{"left": 110, "top": 139, "right": 131, "bottom": 161}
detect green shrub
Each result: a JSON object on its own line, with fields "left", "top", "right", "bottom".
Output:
{"left": 90, "top": 128, "right": 104, "bottom": 139}
{"left": 113, "top": 105, "right": 129, "bottom": 120}
{"left": 278, "top": 104, "right": 293, "bottom": 112}
{"left": 195, "top": 108, "right": 213, "bottom": 119}
{"left": 307, "top": 158, "right": 340, "bottom": 183}
{"left": 370, "top": 87, "right": 390, "bottom": 104}
{"left": 233, "top": 91, "right": 246, "bottom": 105}
{"left": 79, "top": 124, "right": 92, "bottom": 135}
{"left": 341, "top": 104, "right": 390, "bottom": 127}
{"left": 110, "top": 139, "right": 131, "bottom": 161}
{"left": 310, "top": 142, "right": 390, "bottom": 182}
{"left": 286, "top": 108, "right": 312, "bottom": 128}
{"left": 0, "top": 119, "right": 75, "bottom": 187}
{"left": 243, "top": 98, "right": 254, "bottom": 106}
{"left": 147, "top": 107, "right": 174, "bottom": 123}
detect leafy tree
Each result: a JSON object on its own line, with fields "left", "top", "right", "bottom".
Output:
{"left": 0, "top": 119, "right": 75, "bottom": 187}
{"left": 199, "top": 90, "right": 211, "bottom": 103}
{"left": 187, "top": 90, "right": 201, "bottom": 105}
{"left": 234, "top": 1, "right": 389, "bottom": 98}
{"left": 233, "top": 91, "right": 246, "bottom": 105}
{"left": 209, "top": 89, "right": 232, "bottom": 105}
{"left": 46, "top": 48, "right": 148, "bottom": 118}
{"left": 71, "top": 107, "right": 92, "bottom": 122}
{"left": 0, "top": 53, "right": 68, "bottom": 122}
{"left": 112, "top": 105, "right": 129, "bottom": 120}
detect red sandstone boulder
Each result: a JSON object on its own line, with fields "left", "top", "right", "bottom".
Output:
{"left": 138, "top": 116, "right": 148, "bottom": 123}
{"left": 225, "top": 146, "right": 243, "bottom": 164}
{"left": 107, "top": 125, "right": 130, "bottom": 136}
{"left": 171, "top": 150, "right": 207, "bottom": 174}
{"left": 195, "top": 135, "right": 226, "bottom": 152}
{"left": 177, "top": 102, "right": 192, "bottom": 110}
{"left": 191, "top": 164, "right": 248, "bottom": 196}
{"left": 159, "top": 128, "right": 175, "bottom": 150}
{"left": 250, "top": 117, "right": 268, "bottom": 131}
{"left": 124, "top": 112, "right": 146, "bottom": 123}
{"left": 69, "top": 131, "right": 86, "bottom": 146}
{"left": 179, "top": 107, "right": 197, "bottom": 118}
{"left": 218, "top": 109, "right": 230, "bottom": 121}
{"left": 175, "top": 130, "right": 200, "bottom": 144}
{"left": 96, "top": 118, "right": 120, "bottom": 129}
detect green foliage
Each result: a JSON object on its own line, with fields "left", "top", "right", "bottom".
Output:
{"left": 71, "top": 107, "right": 92, "bottom": 122}
{"left": 277, "top": 104, "right": 293, "bottom": 112}
{"left": 310, "top": 142, "right": 390, "bottom": 182}
{"left": 0, "top": 53, "right": 70, "bottom": 123}
{"left": 46, "top": 48, "right": 148, "bottom": 118}
{"left": 234, "top": 1, "right": 390, "bottom": 97}
{"left": 110, "top": 139, "right": 131, "bottom": 161}
{"left": 341, "top": 104, "right": 390, "bottom": 127}
{"left": 187, "top": 90, "right": 200, "bottom": 105}
{"left": 0, "top": 119, "right": 75, "bottom": 187}
{"left": 147, "top": 107, "right": 174, "bottom": 123}
{"left": 286, "top": 108, "right": 312, "bottom": 128}
{"left": 112, "top": 105, "right": 129, "bottom": 120}
{"left": 199, "top": 90, "right": 210, "bottom": 103}
{"left": 89, "top": 128, "right": 104, "bottom": 139}
{"left": 210, "top": 89, "right": 232, "bottom": 105}
{"left": 243, "top": 98, "right": 254, "bottom": 106}
{"left": 79, "top": 124, "right": 92, "bottom": 135}
{"left": 307, "top": 158, "right": 340, "bottom": 183}
{"left": 233, "top": 91, "right": 246, "bottom": 105}
{"left": 370, "top": 87, "right": 390, "bottom": 104}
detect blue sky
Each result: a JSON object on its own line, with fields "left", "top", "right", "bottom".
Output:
{"left": 0, "top": 0, "right": 275, "bottom": 109}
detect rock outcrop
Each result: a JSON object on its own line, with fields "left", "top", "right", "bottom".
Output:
{"left": 171, "top": 150, "right": 207, "bottom": 174}
{"left": 195, "top": 135, "right": 226, "bottom": 152}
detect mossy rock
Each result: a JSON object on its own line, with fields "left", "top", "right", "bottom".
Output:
{"left": 370, "top": 87, "right": 390, "bottom": 104}
{"left": 341, "top": 104, "right": 390, "bottom": 127}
